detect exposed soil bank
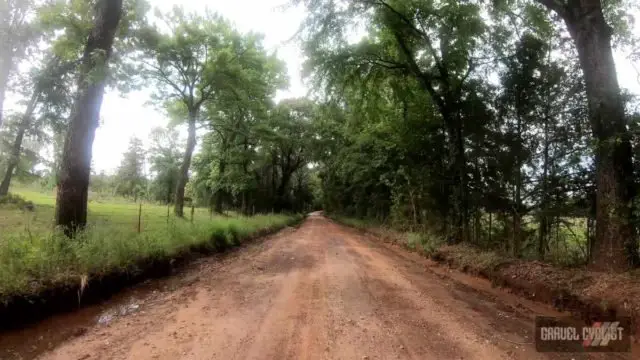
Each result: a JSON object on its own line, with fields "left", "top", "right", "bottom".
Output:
{"left": 0, "top": 217, "right": 304, "bottom": 331}
{"left": 331, "top": 217, "right": 640, "bottom": 336}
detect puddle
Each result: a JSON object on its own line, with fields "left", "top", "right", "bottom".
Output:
{"left": 97, "top": 298, "right": 142, "bottom": 325}
{"left": 0, "top": 284, "right": 160, "bottom": 360}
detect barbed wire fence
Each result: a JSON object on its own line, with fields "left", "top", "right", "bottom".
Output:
{"left": 86, "top": 202, "right": 214, "bottom": 234}
{"left": 5, "top": 201, "right": 236, "bottom": 238}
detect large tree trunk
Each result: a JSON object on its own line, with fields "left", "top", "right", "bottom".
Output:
{"left": 444, "top": 110, "right": 468, "bottom": 244}
{"left": 538, "top": 112, "right": 551, "bottom": 260}
{"left": 55, "top": 0, "right": 123, "bottom": 236}
{"left": 538, "top": 0, "right": 639, "bottom": 271}
{"left": 174, "top": 111, "right": 197, "bottom": 217}
{"left": 512, "top": 111, "right": 524, "bottom": 257}
{"left": 0, "top": 89, "right": 40, "bottom": 196}
{"left": 276, "top": 169, "right": 293, "bottom": 212}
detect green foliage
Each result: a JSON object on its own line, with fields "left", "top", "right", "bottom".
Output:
{"left": 38, "top": 0, "right": 150, "bottom": 89}
{"left": 296, "top": 0, "right": 613, "bottom": 265}
{"left": 191, "top": 85, "right": 318, "bottom": 214}
{"left": 114, "top": 137, "right": 147, "bottom": 200}
{"left": 135, "top": 7, "right": 250, "bottom": 118}
{"left": 147, "top": 127, "right": 183, "bottom": 203}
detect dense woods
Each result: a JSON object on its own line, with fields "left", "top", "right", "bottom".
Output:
{"left": 1, "top": 0, "right": 640, "bottom": 274}
{"left": 298, "top": 0, "right": 640, "bottom": 271}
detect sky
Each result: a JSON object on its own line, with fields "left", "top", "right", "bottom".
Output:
{"left": 93, "top": 0, "right": 308, "bottom": 173}
{"left": 22, "top": 0, "right": 640, "bottom": 173}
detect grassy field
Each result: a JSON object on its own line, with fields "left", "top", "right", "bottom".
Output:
{"left": 1, "top": 188, "right": 226, "bottom": 237}
{"left": 0, "top": 187, "right": 303, "bottom": 301}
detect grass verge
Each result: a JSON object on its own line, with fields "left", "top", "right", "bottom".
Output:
{"left": 0, "top": 213, "right": 303, "bottom": 301}
{"left": 0, "top": 208, "right": 304, "bottom": 329}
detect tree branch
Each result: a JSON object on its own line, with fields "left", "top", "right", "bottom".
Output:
{"left": 392, "top": 31, "right": 446, "bottom": 112}
{"left": 534, "top": 0, "right": 568, "bottom": 19}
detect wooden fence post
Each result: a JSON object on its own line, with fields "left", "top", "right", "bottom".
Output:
{"left": 137, "top": 202, "right": 142, "bottom": 233}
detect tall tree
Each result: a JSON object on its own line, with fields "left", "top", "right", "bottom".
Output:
{"left": 114, "top": 136, "right": 146, "bottom": 201}
{"left": 265, "top": 99, "right": 317, "bottom": 211}
{"left": 195, "top": 41, "right": 287, "bottom": 214}
{"left": 148, "top": 127, "right": 183, "bottom": 204}
{"left": 299, "top": 0, "right": 488, "bottom": 242}
{"left": 0, "top": 0, "right": 39, "bottom": 128}
{"left": 55, "top": 0, "right": 123, "bottom": 235}
{"left": 137, "top": 8, "right": 252, "bottom": 217}
{"left": 0, "top": 57, "right": 75, "bottom": 196}
{"left": 535, "top": 0, "right": 639, "bottom": 271}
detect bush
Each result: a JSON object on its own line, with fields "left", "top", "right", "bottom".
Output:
{"left": 0, "top": 193, "right": 35, "bottom": 211}
{"left": 405, "top": 231, "right": 445, "bottom": 256}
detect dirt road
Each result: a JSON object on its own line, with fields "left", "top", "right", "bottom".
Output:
{"left": 0, "top": 213, "right": 632, "bottom": 359}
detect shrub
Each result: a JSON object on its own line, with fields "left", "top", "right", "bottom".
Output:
{"left": 0, "top": 193, "right": 35, "bottom": 211}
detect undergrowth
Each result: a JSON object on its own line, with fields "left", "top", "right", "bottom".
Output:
{"left": 328, "top": 213, "right": 507, "bottom": 275}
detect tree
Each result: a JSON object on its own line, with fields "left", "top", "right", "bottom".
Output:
{"left": 534, "top": 0, "right": 639, "bottom": 271}
{"left": 55, "top": 0, "right": 124, "bottom": 235}
{"left": 0, "top": 0, "right": 40, "bottom": 128}
{"left": 193, "top": 39, "right": 287, "bottom": 214}
{"left": 496, "top": 34, "right": 547, "bottom": 256}
{"left": 136, "top": 8, "right": 258, "bottom": 217}
{"left": 294, "top": 0, "right": 629, "bottom": 268}
{"left": 299, "top": 0, "right": 488, "bottom": 242}
{"left": 265, "top": 99, "right": 318, "bottom": 211}
{"left": 191, "top": 97, "right": 316, "bottom": 215}
{"left": 0, "top": 56, "right": 75, "bottom": 196}
{"left": 148, "top": 127, "right": 182, "bottom": 204}
{"left": 114, "top": 136, "right": 146, "bottom": 201}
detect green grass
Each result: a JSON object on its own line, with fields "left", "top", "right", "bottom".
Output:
{"left": 0, "top": 187, "right": 303, "bottom": 301}
{"left": 1, "top": 187, "right": 241, "bottom": 237}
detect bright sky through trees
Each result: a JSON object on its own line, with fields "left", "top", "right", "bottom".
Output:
{"left": 93, "top": 0, "right": 307, "bottom": 173}
{"left": 53, "top": 0, "right": 640, "bottom": 173}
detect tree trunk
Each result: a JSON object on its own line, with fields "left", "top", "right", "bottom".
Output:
{"left": 214, "top": 158, "right": 226, "bottom": 214}
{"left": 0, "top": 51, "right": 12, "bottom": 128}
{"left": 276, "top": 170, "right": 293, "bottom": 212}
{"left": 488, "top": 212, "right": 492, "bottom": 244}
{"left": 513, "top": 113, "right": 523, "bottom": 257}
{"left": 174, "top": 111, "right": 197, "bottom": 217}
{"left": 0, "top": 89, "right": 40, "bottom": 196}
{"left": 538, "top": 82, "right": 552, "bottom": 260}
{"left": 55, "top": 0, "right": 123, "bottom": 236}
{"left": 555, "top": 0, "right": 640, "bottom": 271}
{"left": 445, "top": 110, "right": 467, "bottom": 244}
{"left": 166, "top": 180, "right": 173, "bottom": 204}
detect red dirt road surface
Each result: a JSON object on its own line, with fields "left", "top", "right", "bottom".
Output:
{"left": 1, "top": 213, "right": 634, "bottom": 359}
